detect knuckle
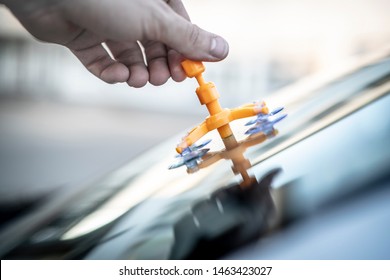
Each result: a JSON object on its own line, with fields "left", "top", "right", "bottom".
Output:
{"left": 186, "top": 24, "right": 201, "bottom": 46}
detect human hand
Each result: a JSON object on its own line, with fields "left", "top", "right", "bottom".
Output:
{"left": 2, "top": 0, "right": 229, "bottom": 87}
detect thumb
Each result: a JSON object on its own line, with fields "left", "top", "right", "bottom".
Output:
{"left": 154, "top": 10, "right": 229, "bottom": 61}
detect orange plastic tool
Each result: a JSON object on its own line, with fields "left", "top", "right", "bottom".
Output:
{"left": 176, "top": 60, "right": 269, "bottom": 154}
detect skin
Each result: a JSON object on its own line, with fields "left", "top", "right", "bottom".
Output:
{"left": 1, "top": 0, "right": 229, "bottom": 87}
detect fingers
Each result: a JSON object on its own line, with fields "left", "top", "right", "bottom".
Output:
{"left": 105, "top": 40, "right": 149, "bottom": 88}
{"left": 108, "top": 40, "right": 171, "bottom": 87}
{"left": 67, "top": 29, "right": 131, "bottom": 84}
{"left": 71, "top": 44, "right": 129, "bottom": 84}
{"left": 73, "top": 38, "right": 177, "bottom": 87}
{"left": 167, "top": 49, "right": 186, "bottom": 82}
{"left": 65, "top": 0, "right": 229, "bottom": 87}
{"left": 143, "top": 41, "right": 170, "bottom": 86}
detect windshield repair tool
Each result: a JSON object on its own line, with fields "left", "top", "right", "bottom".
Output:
{"left": 169, "top": 60, "right": 286, "bottom": 186}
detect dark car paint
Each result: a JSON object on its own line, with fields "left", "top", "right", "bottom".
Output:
{"left": 1, "top": 54, "right": 390, "bottom": 259}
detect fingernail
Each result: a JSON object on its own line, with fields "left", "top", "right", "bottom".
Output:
{"left": 210, "top": 36, "right": 229, "bottom": 59}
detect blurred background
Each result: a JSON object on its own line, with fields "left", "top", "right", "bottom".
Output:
{"left": 1, "top": 0, "right": 390, "bottom": 204}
